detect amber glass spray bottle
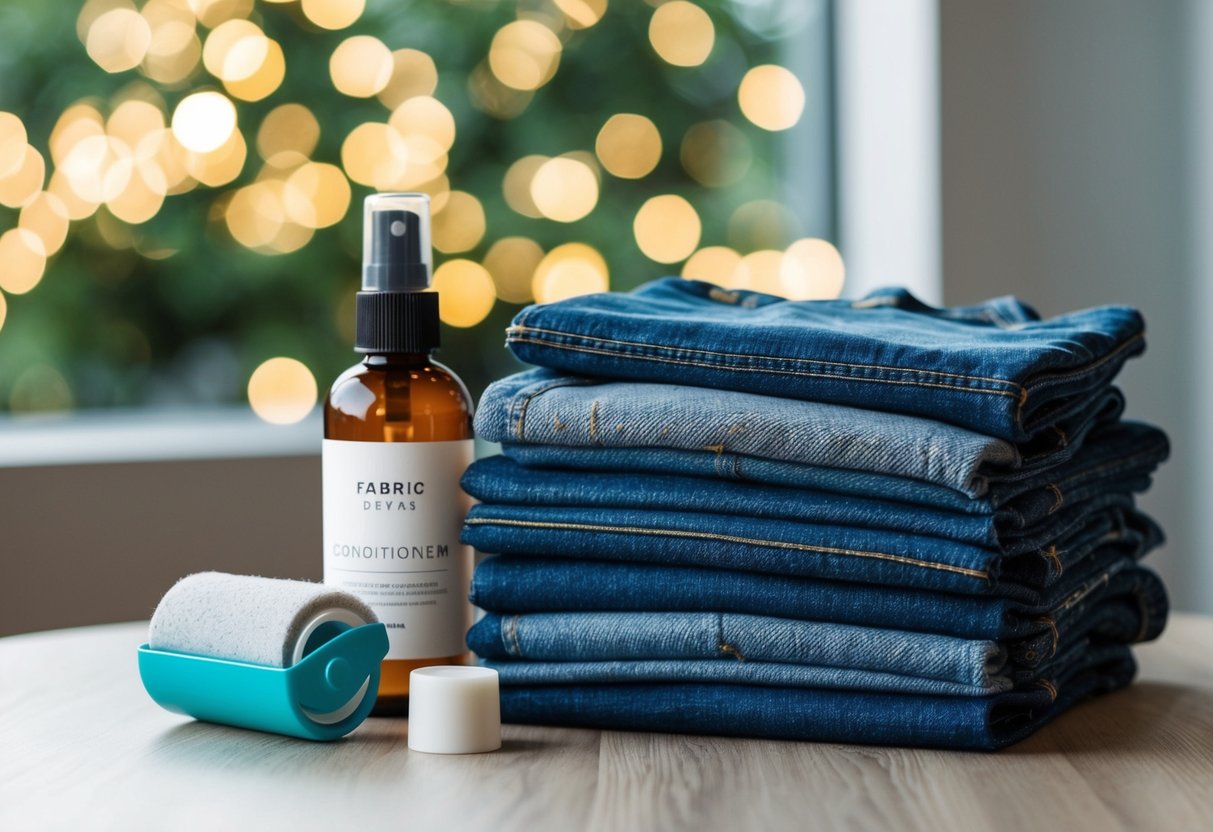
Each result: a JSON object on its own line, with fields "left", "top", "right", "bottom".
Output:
{"left": 322, "top": 193, "right": 474, "bottom": 714}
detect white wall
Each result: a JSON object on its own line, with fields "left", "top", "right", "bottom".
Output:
{"left": 938, "top": 0, "right": 1205, "bottom": 610}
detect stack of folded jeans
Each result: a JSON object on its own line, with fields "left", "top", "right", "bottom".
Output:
{"left": 461, "top": 279, "right": 1170, "bottom": 750}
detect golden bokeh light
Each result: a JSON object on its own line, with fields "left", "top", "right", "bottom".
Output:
{"left": 680, "top": 120, "right": 751, "bottom": 187}
{"left": 19, "top": 193, "right": 71, "bottom": 258}
{"left": 224, "top": 39, "right": 286, "bottom": 102}
{"left": 247, "top": 357, "right": 318, "bottom": 425}
{"left": 633, "top": 194, "right": 701, "bottom": 263}
{"left": 202, "top": 19, "right": 264, "bottom": 81}
{"left": 488, "top": 20, "right": 562, "bottom": 91}
{"left": 257, "top": 104, "right": 320, "bottom": 162}
{"left": 50, "top": 104, "right": 105, "bottom": 165}
{"left": 389, "top": 96, "right": 456, "bottom": 155}
{"left": 0, "top": 112, "right": 28, "bottom": 179}
{"left": 378, "top": 49, "right": 439, "bottom": 109}
{"left": 733, "top": 249, "right": 785, "bottom": 295}
{"left": 483, "top": 236, "right": 544, "bottom": 304}
{"left": 431, "top": 259, "right": 496, "bottom": 328}
{"left": 86, "top": 7, "right": 153, "bottom": 73}
{"left": 533, "top": 243, "right": 609, "bottom": 303}
{"left": 330, "top": 35, "right": 393, "bottom": 98}
{"left": 189, "top": 0, "right": 253, "bottom": 29}
{"left": 595, "top": 113, "right": 662, "bottom": 180}
{"left": 301, "top": 0, "right": 364, "bottom": 31}
{"left": 432, "top": 190, "right": 486, "bottom": 254}
{"left": 467, "top": 61, "right": 534, "bottom": 119}
{"left": 0, "top": 146, "right": 46, "bottom": 209}
{"left": 108, "top": 164, "right": 168, "bottom": 224}
{"left": 0, "top": 229, "right": 48, "bottom": 295}
{"left": 340, "top": 122, "right": 408, "bottom": 189}
{"left": 144, "top": 128, "right": 195, "bottom": 193}
{"left": 728, "top": 199, "right": 801, "bottom": 251}
{"left": 502, "top": 155, "right": 547, "bottom": 218}
{"left": 172, "top": 91, "right": 237, "bottom": 153}
{"left": 0, "top": 291, "right": 6, "bottom": 334}
{"left": 555, "top": 0, "right": 608, "bottom": 29}
{"left": 739, "top": 64, "right": 806, "bottom": 131}
{"left": 682, "top": 246, "right": 742, "bottom": 287}
{"left": 649, "top": 1, "right": 714, "bottom": 67}
{"left": 531, "top": 156, "right": 599, "bottom": 223}
{"left": 284, "top": 162, "right": 351, "bottom": 229}
{"left": 182, "top": 127, "right": 247, "bottom": 186}
{"left": 780, "top": 238, "right": 846, "bottom": 300}
{"left": 107, "top": 100, "right": 165, "bottom": 150}
{"left": 49, "top": 171, "right": 101, "bottom": 221}
{"left": 143, "top": 22, "right": 202, "bottom": 85}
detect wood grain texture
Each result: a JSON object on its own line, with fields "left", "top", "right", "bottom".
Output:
{"left": 2, "top": 616, "right": 1211, "bottom": 831}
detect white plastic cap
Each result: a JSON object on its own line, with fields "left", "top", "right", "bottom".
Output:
{"left": 407, "top": 666, "right": 502, "bottom": 754}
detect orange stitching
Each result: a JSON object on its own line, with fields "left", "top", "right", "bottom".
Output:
{"left": 1046, "top": 484, "right": 1065, "bottom": 514}
{"left": 463, "top": 517, "right": 990, "bottom": 580}
{"left": 506, "top": 337, "right": 1021, "bottom": 400}
{"left": 505, "top": 325, "right": 1022, "bottom": 389}
{"left": 1040, "top": 545, "right": 1064, "bottom": 577}
{"left": 1035, "top": 616, "right": 1060, "bottom": 658}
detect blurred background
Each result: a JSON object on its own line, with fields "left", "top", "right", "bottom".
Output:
{"left": 1, "top": 0, "right": 1209, "bottom": 634}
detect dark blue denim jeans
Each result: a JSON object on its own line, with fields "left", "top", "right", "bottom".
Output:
{"left": 504, "top": 279, "right": 1146, "bottom": 442}
{"left": 494, "top": 642, "right": 1138, "bottom": 750}
{"left": 475, "top": 369, "right": 1135, "bottom": 501}
{"left": 461, "top": 502, "right": 1162, "bottom": 598}
{"left": 468, "top": 578, "right": 1161, "bottom": 695}
{"left": 462, "top": 455, "right": 1152, "bottom": 552}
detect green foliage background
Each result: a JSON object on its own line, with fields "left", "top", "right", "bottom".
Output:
{"left": 0, "top": 0, "right": 821, "bottom": 412}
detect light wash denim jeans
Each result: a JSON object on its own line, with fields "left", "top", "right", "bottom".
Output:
{"left": 475, "top": 369, "right": 1136, "bottom": 501}
{"left": 494, "top": 641, "right": 1138, "bottom": 750}
{"left": 504, "top": 279, "right": 1146, "bottom": 442}
{"left": 461, "top": 502, "right": 1162, "bottom": 598}
{"left": 462, "top": 455, "right": 1149, "bottom": 552}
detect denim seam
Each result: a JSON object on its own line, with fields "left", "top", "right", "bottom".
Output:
{"left": 462, "top": 517, "right": 990, "bottom": 580}
{"left": 504, "top": 614, "right": 523, "bottom": 658}
{"left": 512, "top": 377, "right": 591, "bottom": 441}
{"left": 507, "top": 326, "right": 1023, "bottom": 389}
{"left": 507, "top": 336, "right": 1023, "bottom": 400}
{"left": 1022, "top": 332, "right": 1145, "bottom": 394}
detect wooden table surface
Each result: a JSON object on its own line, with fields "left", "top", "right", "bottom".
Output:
{"left": 2, "top": 616, "right": 1211, "bottom": 831}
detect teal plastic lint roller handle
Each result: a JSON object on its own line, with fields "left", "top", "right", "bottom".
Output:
{"left": 137, "top": 622, "right": 389, "bottom": 741}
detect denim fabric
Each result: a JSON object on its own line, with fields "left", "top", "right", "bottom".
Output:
{"left": 468, "top": 612, "right": 1006, "bottom": 687}
{"left": 480, "top": 632, "right": 1101, "bottom": 698}
{"left": 469, "top": 554, "right": 1167, "bottom": 645}
{"left": 469, "top": 570, "right": 1164, "bottom": 683}
{"left": 476, "top": 369, "right": 1128, "bottom": 500}
{"left": 483, "top": 659, "right": 1007, "bottom": 697}
{"left": 497, "top": 419, "right": 1168, "bottom": 515}
{"left": 461, "top": 502, "right": 1162, "bottom": 598}
{"left": 462, "top": 455, "right": 1145, "bottom": 552}
{"left": 494, "top": 642, "right": 1138, "bottom": 750}
{"left": 505, "top": 279, "right": 1146, "bottom": 442}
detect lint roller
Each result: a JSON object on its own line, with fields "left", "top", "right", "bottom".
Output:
{"left": 137, "top": 572, "right": 389, "bottom": 741}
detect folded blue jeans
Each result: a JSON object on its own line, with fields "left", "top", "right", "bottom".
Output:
{"left": 461, "top": 503, "right": 1162, "bottom": 598}
{"left": 493, "top": 418, "right": 1167, "bottom": 515}
{"left": 462, "top": 455, "right": 1148, "bottom": 552}
{"left": 476, "top": 369, "right": 1134, "bottom": 501}
{"left": 495, "top": 642, "right": 1137, "bottom": 750}
{"left": 504, "top": 279, "right": 1146, "bottom": 442}
{"left": 469, "top": 554, "right": 1167, "bottom": 659}
{"left": 469, "top": 578, "right": 1160, "bottom": 696}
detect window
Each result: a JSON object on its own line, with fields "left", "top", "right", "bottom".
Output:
{"left": 0, "top": 0, "right": 840, "bottom": 430}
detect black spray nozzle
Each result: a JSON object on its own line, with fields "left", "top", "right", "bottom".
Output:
{"left": 361, "top": 195, "right": 433, "bottom": 292}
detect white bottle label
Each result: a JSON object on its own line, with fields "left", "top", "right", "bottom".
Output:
{"left": 322, "top": 438, "right": 474, "bottom": 660}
